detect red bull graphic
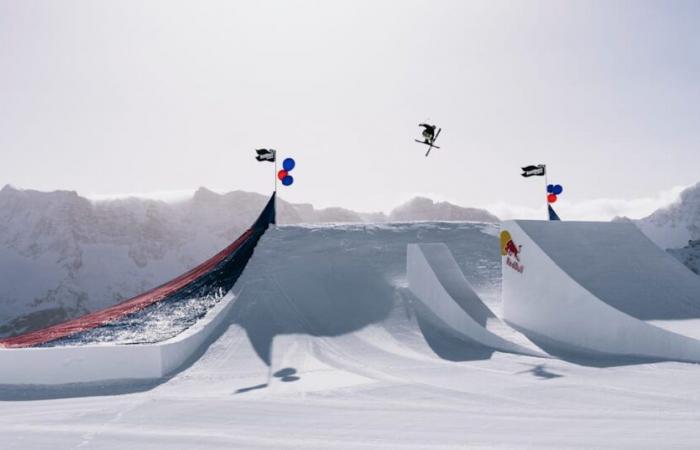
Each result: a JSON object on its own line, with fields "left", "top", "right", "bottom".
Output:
{"left": 500, "top": 230, "right": 524, "bottom": 273}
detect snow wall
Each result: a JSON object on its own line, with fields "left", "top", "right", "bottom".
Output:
{"left": 501, "top": 220, "right": 700, "bottom": 362}
{"left": 0, "top": 292, "right": 235, "bottom": 385}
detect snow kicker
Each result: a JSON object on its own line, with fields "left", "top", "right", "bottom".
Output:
{"left": 407, "top": 243, "right": 546, "bottom": 357}
{"left": 502, "top": 220, "right": 700, "bottom": 362}
{"left": 0, "top": 193, "right": 276, "bottom": 349}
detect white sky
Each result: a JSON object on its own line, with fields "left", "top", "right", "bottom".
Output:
{"left": 1, "top": 0, "right": 699, "bottom": 219}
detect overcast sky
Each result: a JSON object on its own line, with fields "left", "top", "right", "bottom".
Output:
{"left": 1, "top": 0, "right": 699, "bottom": 219}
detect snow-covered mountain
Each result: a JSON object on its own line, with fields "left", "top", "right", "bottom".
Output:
{"left": 389, "top": 196, "right": 499, "bottom": 223}
{"left": 0, "top": 185, "right": 498, "bottom": 338}
{"left": 610, "top": 182, "right": 700, "bottom": 274}
{"left": 668, "top": 240, "right": 700, "bottom": 275}
{"left": 293, "top": 197, "right": 499, "bottom": 224}
{"left": 633, "top": 182, "right": 700, "bottom": 250}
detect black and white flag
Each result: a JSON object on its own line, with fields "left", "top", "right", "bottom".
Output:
{"left": 255, "top": 149, "right": 276, "bottom": 162}
{"left": 521, "top": 164, "right": 546, "bottom": 177}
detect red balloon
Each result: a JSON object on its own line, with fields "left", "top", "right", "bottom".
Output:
{"left": 547, "top": 194, "right": 557, "bottom": 203}
{"left": 277, "top": 170, "right": 288, "bottom": 181}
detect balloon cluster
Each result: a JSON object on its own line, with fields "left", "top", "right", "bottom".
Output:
{"left": 547, "top": 184, "right": 563, "bottom": 203}
{"left": 277, "top": 158, "right": 296, "bottom": 186}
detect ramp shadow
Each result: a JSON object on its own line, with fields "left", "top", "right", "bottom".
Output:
{"left": 231, "top": 253, "right": 397, "bottom": 366}
{"left": 509, "top": 324, "right": 667, "bottom": 368}
{"left": 413, "top": 301, "right": 495, "bottom": 362}
{"left": 0, "top": 378, "right": 162, "bottom": 401}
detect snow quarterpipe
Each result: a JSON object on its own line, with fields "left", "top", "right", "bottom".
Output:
{"left": 0, "top": 193, "right": 276, "bottom": 384}
{"left": 407, "top": 243, "right": 546, "bottom": 357}
{"left": 501, "top": 220, "right": 700, "bottom": 362}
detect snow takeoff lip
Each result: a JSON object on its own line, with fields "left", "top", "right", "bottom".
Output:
{"left": 0, "top": 193, "right": 276, "bottom": 349}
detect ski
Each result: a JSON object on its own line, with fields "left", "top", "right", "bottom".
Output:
{"left": 414, "top": 139, "right": 441, "bottom": 149}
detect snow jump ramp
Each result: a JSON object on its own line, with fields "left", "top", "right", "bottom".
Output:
{"left": 407, "top": 243, "right": 546, "bottom": 357}
{"left": 0, "top": 193, "right": 276, "bottom": 385}
{"left": 501, "top": 220, "right": 700, "bottom": 362}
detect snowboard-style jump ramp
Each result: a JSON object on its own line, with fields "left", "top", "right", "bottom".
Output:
{"left": 407, "top": 243, "right": 546, "bottom": 357}
{"left": 501, "top": 220, "right": 700, "bottom": 362}
{"left": 0, "top": 193, "right": 276, "bottom": 385}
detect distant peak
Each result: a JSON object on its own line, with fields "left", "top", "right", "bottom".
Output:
{"left": 399, "top": 196, "right": 435, "bottom": 207}
{"left": 194, "top": 186, "right": 216, "bottom": 195}
{"left": 193, "top": 187, "right": 221, "bottom": 201}
{"left": 390, "top": 196, "right": 499, "bottom": 223}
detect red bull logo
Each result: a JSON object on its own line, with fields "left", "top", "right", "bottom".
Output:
{"left": 500, "top": 230, "right": 524, "bottom": 273}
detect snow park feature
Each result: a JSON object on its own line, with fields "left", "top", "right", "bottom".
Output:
{"left": 407, "top": 243, "right": 545, "bottom": 357}
{"left": 4, "top": 220, "right": 700, "bottom": 446}
{"left": 501, "top": 220, "right": 700, "bottom": 362}
{"left": 0, "top": 193, "right": 276, "bottom": 384}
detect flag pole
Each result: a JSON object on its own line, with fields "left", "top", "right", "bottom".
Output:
{"left": 274, "top": 152, "right": 278, "bottom": 225}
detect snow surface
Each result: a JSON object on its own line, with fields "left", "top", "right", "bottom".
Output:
{"left": 3, "top": 223, "right": 700, "bottom": 448}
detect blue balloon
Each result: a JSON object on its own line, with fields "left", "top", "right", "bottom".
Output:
{"left": 547, "top": 184, "right": 554, "bottom": 193}
{"left": 553, "top": 184, "right": 563, "bottom": 195}
{"left": 283, "top": 158, "right": 296, "bottom": 172}
{"left": 282, "top": 175, "right": 294, "bottom": 186}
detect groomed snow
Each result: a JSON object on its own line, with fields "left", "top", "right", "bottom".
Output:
{"left": 2, "top": 223, "right": 700, "bottom": 448}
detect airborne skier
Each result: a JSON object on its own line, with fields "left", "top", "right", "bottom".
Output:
{"left": 415, "top": 123, "right": 442, "bottom": 156}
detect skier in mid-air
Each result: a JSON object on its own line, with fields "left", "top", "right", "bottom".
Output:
{"left": 419, "top": 123, "right": 436, "bottom": 144}
{"left": 415, "top": 123, "right": 442, "bottom": 156}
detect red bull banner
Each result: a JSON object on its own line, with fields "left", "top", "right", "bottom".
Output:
{"left": 500, "top": 230, "right": 524, "bottom": 274}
